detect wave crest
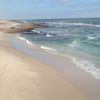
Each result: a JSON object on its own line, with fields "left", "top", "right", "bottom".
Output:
{"left": 72, "top": 57, "right": 100, "bottom": 80}
{"left": 17, "top": 36, "right": 33, "bottom": 46}
{"left": 40, "top": 46, "right": 57, "bottom": 52}
{"left": 46, "top": 22, "right": 100, "bottom": 28}
{"left": 87, "top": 35, "right": 100, "bottom": 40}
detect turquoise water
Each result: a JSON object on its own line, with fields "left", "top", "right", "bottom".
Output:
{"left": 19, "top": 18, "right": 100, "bottom": 79}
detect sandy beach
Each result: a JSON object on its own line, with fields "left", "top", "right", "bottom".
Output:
{"left": 0, "top": 21, "right": 86, "bottom": 100}
{"left": 12, "top": 32, "right": 100, "bottom": 100}
{"left": 0, "top": 20, "right": 100, "bottom": 100}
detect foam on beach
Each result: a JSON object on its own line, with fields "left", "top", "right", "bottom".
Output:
{"left": 40, "top": 46, "right": 57, "bottom": 52}
{"left": 17, "top": 36, "right": 34, "bottom": 46}
{"left": 72, "top": 57, "right": 100, "bottom": 80}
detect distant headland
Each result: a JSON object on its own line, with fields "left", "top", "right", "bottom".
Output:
{"left": 0, "top": 20, "right": 48, "bottom": 33}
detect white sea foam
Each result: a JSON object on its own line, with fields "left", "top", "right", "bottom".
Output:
{"left": 72, "top": 57, "right": 100, "bottom": 80}
{"left": 46, "top": 22, "right": 100, "bottom": 28}
{"left": 68, "top": 40, "right": 79, "bottom": 48}
{"left": 88, "top": 36, "right": 96, "bottom": 40}
{"left": 26, "top": 40, "right": 33, "bottom": 46}
{"left": 46, "top": 34, "right": 53, "bottom": 37}
{"left": 67, "top": 23, "right": 100, "bottom": 27}
{"left": 87, "top": 35, "right": 100, "bottom": 40}
{"left": 40, "top": 46, "right": 57, "bottom": 52}
{"left": 31, "top": 29, "right": 40, "bottom": 33}
{"left": 17, "top": 36, "right": 26, "bottom": 41}
{"left": 31, "top": 29, "right": 36, "bottom": 32}
{"left": 17, "top": 36, "right": 34, "bottom": 46}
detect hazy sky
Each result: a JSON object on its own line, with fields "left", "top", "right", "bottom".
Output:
{"left": 0, "top": 0, "right": 100, "bottom": 19}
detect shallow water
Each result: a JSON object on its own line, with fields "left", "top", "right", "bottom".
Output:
{"left": 18, "top": 18, "right": 100, "bottom": 80}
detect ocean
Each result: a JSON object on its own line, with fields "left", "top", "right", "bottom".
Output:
{"left": 17, "top": 18, "right": 100, "bottom": 80}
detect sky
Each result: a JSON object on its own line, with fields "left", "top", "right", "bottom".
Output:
{"left": 0, "top": 0, "right": 100, "bottom": 19}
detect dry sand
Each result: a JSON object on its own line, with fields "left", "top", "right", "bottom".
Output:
{"left": 0, "top": 26, "right": 86, "bottom": 99}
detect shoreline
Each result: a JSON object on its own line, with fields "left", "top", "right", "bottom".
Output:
{"left": 0, "top": 32, "right": 86, "bottom": 99}
{"left": 11, "top": 32, "right": 100, "bottom": 100}
{"left": 14, "top": 33, "right": 100, "bottom": 80}
{"left": 0, "top": 20, "right": 100, "bottom": 100}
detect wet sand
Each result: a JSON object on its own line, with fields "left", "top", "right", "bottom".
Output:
{"left": 0, "top": 30, "right": 85, "bottom": 99}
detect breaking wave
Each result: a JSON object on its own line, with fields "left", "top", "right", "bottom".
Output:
{"left": 17, "top": 36, "right": 34, "bottom": 46}
{"left": 72, "top": 57, "right": 100, "bottom": 80}
{"left": 46, "top": 22, "right": 100, "bottom": 28}
{"left": 87, "top": 34, "right": 100, "bottom": 40}
{"left": 68, "top": 40, "right": 79, "bottom": 48}
{"left": 40, "top": 46, "right": 57, "bottom": 52}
